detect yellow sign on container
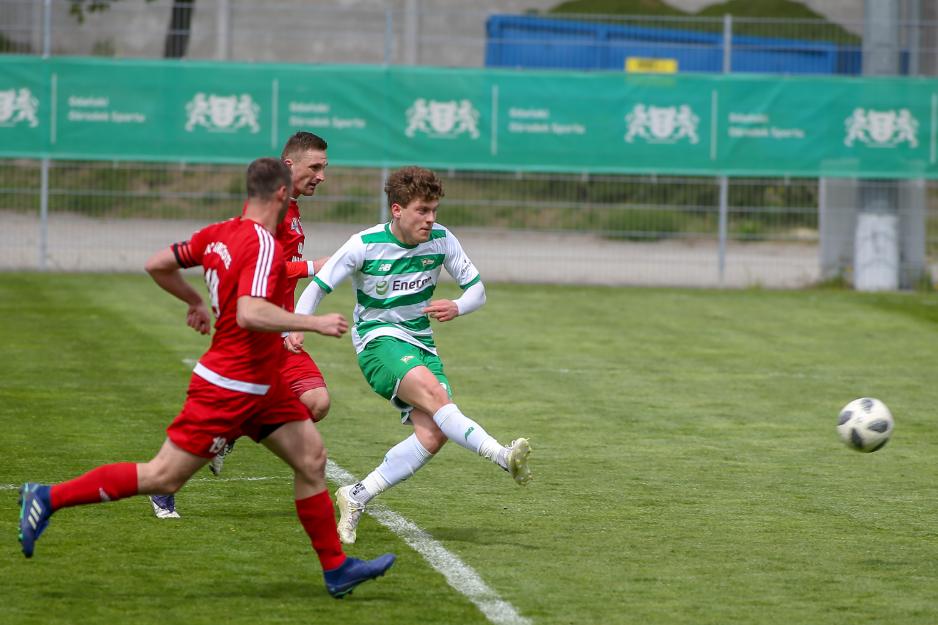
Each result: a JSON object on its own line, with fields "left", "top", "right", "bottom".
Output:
{"left": 626, "top": 57, "right": 678, "bottom": 73}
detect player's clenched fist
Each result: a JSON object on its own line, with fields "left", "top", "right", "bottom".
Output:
{"left": 312, "top": 312, "right": 348, "bottom": 337}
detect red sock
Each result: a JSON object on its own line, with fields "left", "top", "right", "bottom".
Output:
{"left": 295, "top": 490, "right": 346, "bottom": 571}
{"left": 50, "top": 462, "right": 139, "bottom": 510}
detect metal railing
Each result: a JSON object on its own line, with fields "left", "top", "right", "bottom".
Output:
{"left": 2, "top": 160, "right": 935, "bottom": 288}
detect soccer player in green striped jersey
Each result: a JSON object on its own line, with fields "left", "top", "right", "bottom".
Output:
{"left": 293, "top": 166, "right": 532, "bottom": 544}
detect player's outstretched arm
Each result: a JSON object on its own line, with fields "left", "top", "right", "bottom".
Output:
{"left": 236, "top": 296, "right": 348, "bottom": 337}
{"left": 145, "top": 247, "right": 211, "bottom": 334}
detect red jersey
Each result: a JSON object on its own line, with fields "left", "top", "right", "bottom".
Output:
{"left": 276, "top": 199, "right": 305, "bottom": 312}
{"left": 172, "top": 217, "right": 286, "bottom": 394}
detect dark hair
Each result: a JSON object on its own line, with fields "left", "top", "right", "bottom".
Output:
{"left": 384, "top": 166, "right": 445, "bottom": 207}
{"left": 280, "top": 131, "right": 328, "bottom": 161}
{"left": 246, "top": 158, "right": 292, "bottom": 199}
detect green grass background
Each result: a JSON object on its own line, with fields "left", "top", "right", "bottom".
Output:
{"left": 2, "top": 273, "right": 938, "bottom": 624}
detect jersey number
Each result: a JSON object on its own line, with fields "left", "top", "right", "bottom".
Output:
{"left": 205, "top": 268, "right": 220, "bottom": 318}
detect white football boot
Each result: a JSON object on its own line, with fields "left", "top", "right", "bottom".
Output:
{"left": 506, "top": 438, "right": 532, "bottom": 486}
{"left": 335, "top": 485, "right": 367, "bottom": 545}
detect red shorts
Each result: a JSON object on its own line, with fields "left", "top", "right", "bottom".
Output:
{"left": 281, "top": 349, "right": 326, "bottom": 398}
{"left": 167, "top": 374, "right": 309, "bottom": 457}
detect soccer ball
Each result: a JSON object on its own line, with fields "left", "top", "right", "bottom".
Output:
{"left": 836, "top": 397, "right": 893, "bottom": 453}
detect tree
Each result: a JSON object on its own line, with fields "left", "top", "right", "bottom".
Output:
{"left": 68, "top": 0, "right": 197, "bottom": 58}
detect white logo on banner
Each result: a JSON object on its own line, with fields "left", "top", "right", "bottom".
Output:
{"left": 405, "top": 98, "right": 479, "bottom": 139}
{"left": 185, "top": 93, "right": 260, "bottom": 133}
{"left": 0, "top": 88, "right": 39, "bottom": 127}
{"left": 844, "top": 108, "right": 918, "bottom": 148}
{"left": 624, "top": 104, "right": 699, "bottom": 144}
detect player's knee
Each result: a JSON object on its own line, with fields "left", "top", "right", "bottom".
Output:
{"left": 417, "top": 427, "right": 448, "bottom": 454}
{"left": 297, "top": 443, "right": 328, "bottom": 481}
{"left": 301, "top": 389, "right": 330, "bottom": 422}
{"left": 424, "top": 434, "right": 447, "bottom": 454}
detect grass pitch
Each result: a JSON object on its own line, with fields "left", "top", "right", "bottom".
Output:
{"left": 2, "top": 273, "right": 938, "bottom": 625}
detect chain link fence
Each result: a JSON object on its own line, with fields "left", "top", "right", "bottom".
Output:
{"left": 2, "top": 159, "right": 935, "bottom": 288}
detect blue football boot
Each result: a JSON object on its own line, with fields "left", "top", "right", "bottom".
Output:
{"left": 18, "top": 483, "right": 52, "bottom": 558}
{"left": 149, "top": 494, "right": 180, "bottom": 519}
{"left": 323, "top": 553, "right": 396, "bottom": 598}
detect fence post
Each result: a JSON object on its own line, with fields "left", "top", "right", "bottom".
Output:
{"left": 404, "top": 0, "right": 418, "bottom": 65}
{"left": 908, "top": 0, "right": 920, "bottom": 76}
{"left": 39, "top": 159, "right": 49, "bottom": 271}
{"left": 38, "top": 0, "right": 52, "bottom": 271}
{"left": 216, "top": 0, "right": 231, "bottom": 61}
{"left": 718, "top": 176, "right": 728, "bottom": 284}
{"left": 722, "top": 13, "right": 732, "bottom": 73}
{"left": 41, "top": 0, "right": 51, "bottom": 57}
{"left": 380, "top": 167, "right": 390, "bottom": 222}
{"left": 384, "top": 6, "right": 393, "bottom": 64}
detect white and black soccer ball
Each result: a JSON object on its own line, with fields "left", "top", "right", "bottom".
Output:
{"left": 837, "top": 397, "right": 893, "bottom": 453}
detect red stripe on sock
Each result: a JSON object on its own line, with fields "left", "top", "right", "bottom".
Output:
{"left": 50, "top": 462, "right": 139, "bottom": 510}
{"left": 295, "top": 490, "right": 346, "bottom": 571}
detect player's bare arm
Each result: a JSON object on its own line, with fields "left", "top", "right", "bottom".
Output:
{"left": 145, "top": 247, "right": 212, "bottom": 335}
{"left": 236, "top": 296, "right": 348, "bottom": 337}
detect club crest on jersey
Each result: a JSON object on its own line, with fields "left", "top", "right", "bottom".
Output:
{"left": 291, "top": 217, "right": 303, "bottom": 234}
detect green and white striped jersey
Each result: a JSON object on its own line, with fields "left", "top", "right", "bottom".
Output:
{"left": 297, "top": 222, "right": 481, "bottom": 354}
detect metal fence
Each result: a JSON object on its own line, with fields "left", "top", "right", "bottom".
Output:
{"left": 2, "top": 159, "right": 935, "bottom": 288}
{"left": 2, "top": 0, "right": 936, "bottom": 74}
{"left": 1, "top": 0, "right": 936, "bottom": 289}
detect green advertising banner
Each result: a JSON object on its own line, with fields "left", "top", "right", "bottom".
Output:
{"left": 1, "top": 56, "right": 936, "bottom": 178}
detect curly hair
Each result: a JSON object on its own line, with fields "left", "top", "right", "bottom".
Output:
{"left": 384, "top": 166, "right": 445, "bottom": 207}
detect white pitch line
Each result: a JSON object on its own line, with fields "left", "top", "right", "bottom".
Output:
{"left": 14, "top": 357, "right": 532, "bottom": 625}
{"left": 326, "top": 460, "right": 532, "bottom": 625}
{"left": 6, "top": 465, "right": 531, "bottom": 624}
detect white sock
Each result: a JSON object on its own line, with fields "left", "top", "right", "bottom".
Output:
{"left": 350, "top": 434, "right": 433, "bottom": 505}
{"left": 432, "top": 403, "right": 507, "bottom": 469}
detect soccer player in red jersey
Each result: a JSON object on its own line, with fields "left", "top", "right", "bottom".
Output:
{"left": 18, "top": 158, "right": 395, "bottom": 598}
{"left": 151, "top": 132, "right": 335, "bottom": 517}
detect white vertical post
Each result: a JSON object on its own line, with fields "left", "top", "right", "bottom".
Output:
{"left": 722, "top": 13, "right": 732, "bottom": 73}
{"left": 718, "top": 176, "right": 728, "bottom": 284}
{"left": 39, "top": 158, "right": 49, "bottom": 271}
{"left": 40, "top": 0, "right": 52, "bottom": 271}
{"left": 216, "top": 0, "right": 231, "bottom": 61}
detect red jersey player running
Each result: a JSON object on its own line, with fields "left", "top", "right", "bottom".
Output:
{"left": 18, "top": 158, "right": 395, "bottom": 598}
{"left": 150, "top": 131, "right": 335, "bottom": 518}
